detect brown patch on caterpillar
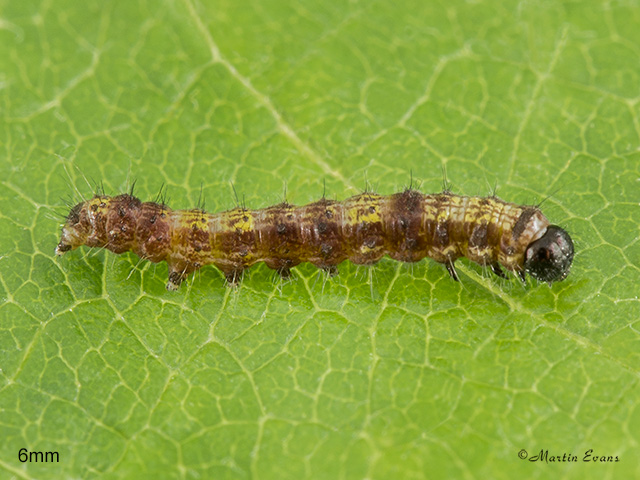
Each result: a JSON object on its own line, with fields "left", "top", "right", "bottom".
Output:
{"left": 55, "top": 188, "right": 574, "bottom": 290}
{"left": 511, "top": 207, "right": 538, "bottom": 241}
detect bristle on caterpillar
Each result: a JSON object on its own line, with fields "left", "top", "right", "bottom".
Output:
{"left": 55, "top": 189, "right": 574, "bottom": 290}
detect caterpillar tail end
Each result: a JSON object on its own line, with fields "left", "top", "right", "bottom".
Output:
{"left": 56, "top": 201, "right": 89, "bottom": 257}
{"left": 55, "top": 240, "right": 77, "bottom": 257}
{"left": 55, "top": 242, "right": 73, "bottom": 256}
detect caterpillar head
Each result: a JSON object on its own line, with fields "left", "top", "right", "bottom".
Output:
{"left": 55, "top": 201, "right": 90, "bottom": 255}
{"left": 524, "top": 225, "right": 574, "bottom": 284}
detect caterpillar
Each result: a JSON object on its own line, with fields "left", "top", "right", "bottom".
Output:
{"left": 55, "top": 187, "right": 574, "bottom": 291}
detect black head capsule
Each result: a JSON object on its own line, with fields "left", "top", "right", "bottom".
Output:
{"left": 524, "top": 225, "right": 574, "bottom": 284}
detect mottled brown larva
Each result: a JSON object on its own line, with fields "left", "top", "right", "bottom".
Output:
{"left": 55, "top": 188, "right": 574, "bottom": 291}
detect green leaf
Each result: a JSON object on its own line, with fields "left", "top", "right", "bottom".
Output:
{"left": 1, "top": 0, "right": 639, "bottom": 478}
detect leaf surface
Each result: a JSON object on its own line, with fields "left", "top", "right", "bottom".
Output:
{"left": 1, "top": 0, "right": 639, "bottom": 478}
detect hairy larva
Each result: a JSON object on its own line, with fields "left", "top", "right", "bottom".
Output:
{"left": 55, "top": 188, "right": 574, "bottom": 290}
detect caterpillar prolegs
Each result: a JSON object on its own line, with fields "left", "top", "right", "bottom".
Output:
{"left": 55, "top": 188, "right": 574, "bottom": 291}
